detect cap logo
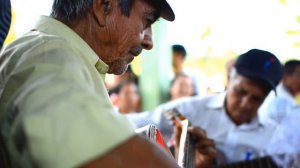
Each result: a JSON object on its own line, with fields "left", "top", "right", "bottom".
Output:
{"left": 263, "top": 58, "right": 276, "bottom": 71}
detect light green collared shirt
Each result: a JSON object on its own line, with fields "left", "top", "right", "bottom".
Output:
{"left": 0, "top": 16, "right": 135, "bottom": 168}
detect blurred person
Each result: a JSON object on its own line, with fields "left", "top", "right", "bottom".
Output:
{"left": 259, "top": 60, "right": 300, "bottom": 124}
{"left": 114, "top": 80, "right": 141, "bottom": 114}
{"left": 107, "top": 65, "right": 139, "bottom": 110}
{"left": 172, "top": 44, "right": 187, "bottom": 75}
{"left": 127, "top": 49, "right": 283, "bottom": 165}
{"left": 0, "top": 0, "right": 217, "bottom": 167}
{"left": 171, "top": 44, "right": 207, "bottom": 96}
{"left": 265, "top": 61, "right": 300, "bottom": 166}
{"left": 170, "top": 73, "right": 195, "bottom": 100}
{"left": 267, "top": 107, "right": 300, "bottom": 168}
{"left": 0, "top": 0, "right": 11, "bottom": 50}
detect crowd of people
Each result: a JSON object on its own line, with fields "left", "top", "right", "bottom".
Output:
{"left": 107, "top": 44, "right": 300, "bottom": 166}
{"left": 0, "top": 0, "right": 300, "bottom": 167}
{"left": 127, "top": 49, "right": 290, "bottom": 165}
{"left": 0, "top": 0, "right": 216, "bottom": 167}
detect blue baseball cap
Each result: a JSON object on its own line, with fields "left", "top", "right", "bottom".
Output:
{"left": 234, "top": 49, "right": 283, "bottom": 92}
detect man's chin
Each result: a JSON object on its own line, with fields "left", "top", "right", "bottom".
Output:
{"left": 107, "top": 64, "right": 129, "bottom": 75}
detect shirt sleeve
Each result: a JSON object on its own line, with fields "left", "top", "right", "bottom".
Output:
{"left": 12, "top": 45, "right": 135, "bottom": 168}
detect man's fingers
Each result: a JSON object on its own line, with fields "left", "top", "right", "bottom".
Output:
{"left": 186, "top": 126, "right": 217, "bottom": 168}
{"left": 190, "top": 127, "right": 217, "bottom": 158}
{"left": 194, "top": 138, "right": 215, "bottom": 149}
{"left": 174, "top": 125, "right": 182, "bottom": 138}
{"left": 195, "top": 138, "right": 216, "bottom": 157}
{"left": 197, "top": 147, "right": 217, "bottom": 158}
{"left": 173, "top": 124, "right": 182, "bottom": 146}
{"left": 187, "top": 126, "right": 206, "bottom": 139}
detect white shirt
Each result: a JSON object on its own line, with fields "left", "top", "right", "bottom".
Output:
{"left": 127, "top": 92, "right": 276, "bottom": 164}
{"left": 267, "top": 110, "right": 300, "bottom": 155}
{"left": 259, "top": 83, "right": 299, "bottom": 124}
{"left": 267, "top": 109, "right": 300, "bottom": 167}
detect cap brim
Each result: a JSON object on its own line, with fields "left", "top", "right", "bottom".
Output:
{"left": 236, "top": 67, "right": 277, "bottom": 93}
{"left": 159, "top": 0, "right": 175, "bottom": 21}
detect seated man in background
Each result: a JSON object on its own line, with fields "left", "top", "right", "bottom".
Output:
{"left": 259, "top": 59, "right": 300, "bottom": 124}
{"left": 127, "top": 49, "right": 283, "bottom": 165}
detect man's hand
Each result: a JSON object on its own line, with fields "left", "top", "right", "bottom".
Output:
{"left": 189, "top": 127, "right": 216, "bottom": 168}
{"left": 174, "top": 125, "right": 216, "bottom": 168}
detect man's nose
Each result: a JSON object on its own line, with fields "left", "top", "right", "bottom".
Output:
{"left": 240, "top": 96, "right": 251, "bottom": 109}
{"left": 141, "top": 28, "right": 153, "bottom": 50}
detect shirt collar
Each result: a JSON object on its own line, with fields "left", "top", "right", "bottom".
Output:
{"left": 237, "top": 117, "right": 264, "bottom": 130}
{"left": 33, "top": 16, "right": 109, "bottom": 74}
{"left": 206, "top": 92, "right": 265, "bottom": 129}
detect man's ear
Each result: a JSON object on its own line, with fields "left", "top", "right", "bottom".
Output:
{"left": 93, "top": 0, "right": 113, "bottom": 27}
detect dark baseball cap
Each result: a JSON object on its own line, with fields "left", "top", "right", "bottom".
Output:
{"left": 149, "top": 0, "right": 175, "bottom": 21}
{"left": 234, "top": 49, "right": 283, "bottom": 92}
{"left": 159, "top": 0, "right": 175, "bottom": 21}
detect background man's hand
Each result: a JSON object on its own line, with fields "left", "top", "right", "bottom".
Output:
{"left": 174, "top": 124, "right": 216, "bottom": 168}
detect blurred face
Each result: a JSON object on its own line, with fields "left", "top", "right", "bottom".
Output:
{"left": 284, "top": 66, "right": 300, "bottom": 95}
{"left": 170, "top": 75, "right": 194, "bottom": 100}
{"left": 118, "top": 82, "right": 140, "bottom": 113}
{"left": 226, "top": 74, "right": 268, "bottom": 125}
{"left": 172, "top": 52, "right": 184, "bottom": 70}
{"left": 94, "top": 0, "right": 159, "bottom": 75}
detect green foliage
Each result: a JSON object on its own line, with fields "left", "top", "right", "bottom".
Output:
{"left": 296, "top": 15, "right": 300, "bottom": 23}
{"left": 278, "top": 0, "right": 287, "bottom": 6}
{"left": 201, "top": 26, "right": 211, "bottom": 40}
{"left": 286, "top": 30, "right": 299, "bottom": 35}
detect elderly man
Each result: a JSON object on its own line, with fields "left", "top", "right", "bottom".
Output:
{"left": 128, "top": 49, "right": 283, "bottom": 165}
{"left": 0, "top": 0, "right": 216, "bottom": 167}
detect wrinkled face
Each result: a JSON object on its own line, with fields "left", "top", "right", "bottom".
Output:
{"left": 95, "top": 0, "right": 158, "bottom": 75}
{"left": 226, "top": 74, "right": 268, "bottom": 125}
{"left": 118, "top": 82, "right": 140, "bottom": 113}
{"left": 170, "top": 75, "right": 194, "bottom": 100}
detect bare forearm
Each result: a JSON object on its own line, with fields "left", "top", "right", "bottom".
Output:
{"left": 81, "top": 135, "right": 179, "bottom": 168}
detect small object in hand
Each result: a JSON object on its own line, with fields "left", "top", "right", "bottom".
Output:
{"left": 177, "top": 119, "right": 194, "bottom": 168}
{"left": 135, "top": 125, "right": 170, "bottom": 153}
